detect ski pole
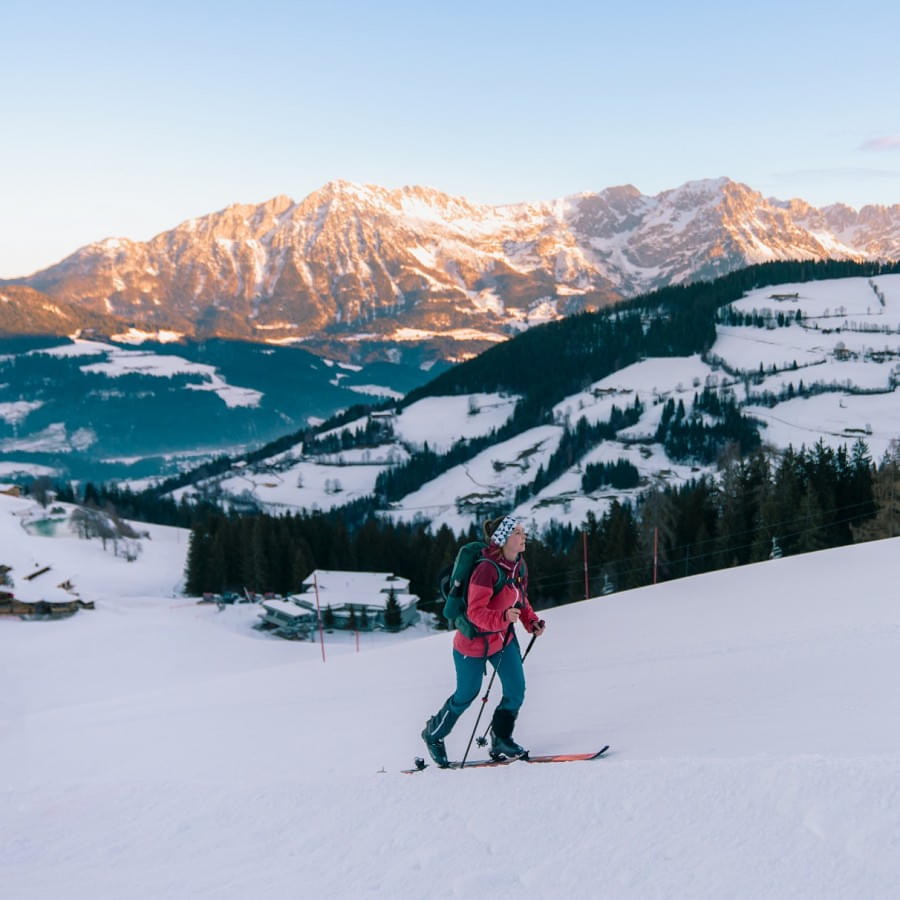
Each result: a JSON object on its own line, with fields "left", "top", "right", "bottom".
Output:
{"left": 521, "top": 631, "right": 538, "bottom": 663}
{"left": 460, "top": 623, "right": 514, "bottom": 768}
{"left": 473, "top": 630, "right": 539, "bottom": 750}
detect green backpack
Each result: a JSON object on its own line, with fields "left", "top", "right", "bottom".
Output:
{"left": 439, "top": 541, "right": 527, "bottom": 639}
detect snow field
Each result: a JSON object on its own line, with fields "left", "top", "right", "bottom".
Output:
{"left": 387, "top": 424, "right": 564, "bottom": 532}
{"left": 28, "top": 338, "right": 263, "bottom": 408}
{"left": 210, "top": 456, "right": 394, "bottom": 513}
{"left": 10, "top": 758, "right": 900, "bottom": 899}
{"left": 518, "top": 439, "right": 702, "bottom": 530}
{"left": 747, "top": 391, "right": 900, "bottom": 461}
{"left": 392, "top": 393, "right": 519, "bottom": 453}
{"left": 734, "top": 274, "right": 900, "bottom": 328}
{"left": 0, "top": 494, "right": 184, "bottom": 606}
{"left": 0, "top": 401, "right": 44, "bottom": 426}
{"left": 751, "top": 359, "right": 897, "bottom": 395}
{"left": 712, "top": 326, "right": 830, "bottom": 371}
{"left": 4, "top": 492, "right": 900, "bottom": 899}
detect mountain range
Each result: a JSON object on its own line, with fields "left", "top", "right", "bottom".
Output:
{"left": 4, "top": 178, "right": 900, "bottom": 362}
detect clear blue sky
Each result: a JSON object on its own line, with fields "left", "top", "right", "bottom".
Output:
{"left": 2, "top": 0, "right": 899, "bottom": 277}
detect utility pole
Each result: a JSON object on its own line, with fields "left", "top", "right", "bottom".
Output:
{"left": 653, "top": 526, "right": 659, "bottom": 585}
{"left": 583, "top": 530, "right": 589, "bottom": 601}
{"left": 313, "top": 571, "right": 326, "bottom": 663}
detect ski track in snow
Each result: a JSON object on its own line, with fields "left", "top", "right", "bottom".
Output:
{"left": 3, "top": 487, "right": 900, "bottom": 899}
{"left": 10, "top": 760, "right": 900, "bottom": 899}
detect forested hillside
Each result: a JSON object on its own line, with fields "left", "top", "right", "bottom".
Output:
{"left": 405, "top": 259, "right": 900, "bottom": 407}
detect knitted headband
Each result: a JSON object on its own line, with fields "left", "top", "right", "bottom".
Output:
{"left": 491, "top": 515, "right": 521, "bottom": 547}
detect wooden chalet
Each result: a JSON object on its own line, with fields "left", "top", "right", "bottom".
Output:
{"left": 298, "top": 570, "right": 420, "bottom": 631}
{"left": 0, "top": 596, "right": 95, "bottom": 619}
{"left": 256, "top": 569, "right": 420, "bottom": 638}
{"left": 256, "top": 598, "right": 316, "bottom": 639}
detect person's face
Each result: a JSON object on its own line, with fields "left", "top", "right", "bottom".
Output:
{"left": 503, "top": 524, "right": 527, "bottom": 557}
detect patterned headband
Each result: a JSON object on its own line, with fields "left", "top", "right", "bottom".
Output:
{"left": 491, "top": 515, "right": 520, "bottom": 547}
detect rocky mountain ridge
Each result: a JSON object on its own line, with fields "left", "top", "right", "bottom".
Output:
{"left": 7, "top": 178, "right": 900, "bottom": 360}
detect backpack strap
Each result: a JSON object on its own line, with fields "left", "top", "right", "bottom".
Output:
{"left": 480, "top": 558, "right": 506, "bottom": 596}
{"left": 513, "top": 556, "right": 527, "bottom": 589}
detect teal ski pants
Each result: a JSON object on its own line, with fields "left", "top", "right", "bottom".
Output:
{"left": 448, "top": 640, "right": 525, "bottom": 716}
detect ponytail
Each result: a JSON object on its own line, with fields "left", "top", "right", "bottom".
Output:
{"left": 482, "top": 515, "right": 507, "bottom": 544}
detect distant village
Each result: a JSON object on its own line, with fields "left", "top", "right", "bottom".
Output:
{"left": 2, "top": 482, "right": 425, "bottom": 635}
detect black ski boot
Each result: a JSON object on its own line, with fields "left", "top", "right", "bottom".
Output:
{"left": 421, "top": 699, "right": 459, "bottom": 768}
{"left": 489, "top": 707, "right": 528, "bottom": 760}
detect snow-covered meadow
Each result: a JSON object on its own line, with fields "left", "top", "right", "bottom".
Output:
{"left": 184, "top": 455, "right": 397, "bottom": 514}
{"left": 39, "top": 338, "right": 264, "bottom": 408}
{"left": 392, "top": 393, "right": 520, "bottom": 453}
{"left": 387, "top": 424, "right": 563, "bottom": 532}
{"left": 3, "top": 488, "right": 900, "bottom": 899}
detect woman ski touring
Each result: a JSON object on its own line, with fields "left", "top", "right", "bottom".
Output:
{"left": 421, "top": 514, "right": 545, "bottom": 767}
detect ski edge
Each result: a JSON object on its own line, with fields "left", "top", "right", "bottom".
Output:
{"left": 525, "top": 745, "right": 610, "bottom": 764}
{"left": 402, "top": 745, "right": 610, "bottom": 774}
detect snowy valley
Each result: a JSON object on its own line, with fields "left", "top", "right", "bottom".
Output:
{"left": 0, "top": 336, "right": 437, "bottom": 484}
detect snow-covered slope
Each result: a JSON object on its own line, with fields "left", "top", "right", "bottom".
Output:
{"left": 176, "top": 273, "right": 900, "bottom": 531}
{"left": 3, "top": 485, "right": 900, "bottom": 898}
{"left": 0, "top": 492, "right": 185, "bottom": 605}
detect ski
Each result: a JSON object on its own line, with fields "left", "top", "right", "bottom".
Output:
{"left": 402, "top": 746, "right": 609, "bottom": 774}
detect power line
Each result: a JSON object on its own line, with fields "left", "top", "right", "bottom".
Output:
{"left": 526, "top": 494, "right": 879, "bottom": 595}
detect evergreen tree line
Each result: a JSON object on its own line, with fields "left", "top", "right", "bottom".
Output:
{"left": 403, "top": 260, "right": 900, "bottom": 412}
{"left": 536, "top": 439, "right": 894, "bottom": 602}
{"left": 184, "top": 511, "right": 466, "bottom": 611}
{"left": 514, "top": 401, "right": 644, "bottom": 504}
{"left": 655, "top": 390, "right": 761, "bottom": 463}
{"left": 181, "top": 439, "right": 899, "bottom": 620}
{"left": 717, "top": 306, "right": 804, "bottom": 328}
{"left": 305, "top": 417, "right": 395, "bottom": 455}
{"left": 53, "top": 481, "right": 221, "bottom": 530}
{"left": 582, "top": 459, "right": 641, "bottom": 492}
{"left": 748, "top": 378, "right": 889, "bottom": 410}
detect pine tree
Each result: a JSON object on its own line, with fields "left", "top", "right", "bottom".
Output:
{"left": 794, "top": 489, "right": 828, "bottom": 554}
{"left": 292, "top": 544, "right": 311, "bottom": 591}
{"left": 384, "top": 587, "right": 403, "bottom": 631}
{"left": 637, "top": 488, "right": 678, "bottom": 582}
{"left": 83, "top": 482, "right": 101, "bottom": 507}
{"left": 208, "top": 529, "right": 228, "bottom": 592}
{"left": 184, "top": 527, "right": 210, "bottom": 595}
{"left": 601, "top": 500, "right": 641, "bottom": 590}
{"left": 249, "top": 518, "right": 270, "bottom": 593}
{"left": 853, "top": 440, "right": 900, "bottom": 541}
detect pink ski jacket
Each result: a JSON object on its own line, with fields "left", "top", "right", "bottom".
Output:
{"left": 452, "top": 545, "right": 540, "bottom": 658}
